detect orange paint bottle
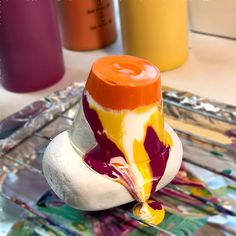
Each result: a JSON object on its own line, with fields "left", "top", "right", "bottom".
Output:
{"left": 56, "top": 0, "right": 117, "bottom": 51}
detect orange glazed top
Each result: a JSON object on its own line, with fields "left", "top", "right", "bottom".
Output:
{"left": 85, "top": 55, "right": 162, "bottom": 110}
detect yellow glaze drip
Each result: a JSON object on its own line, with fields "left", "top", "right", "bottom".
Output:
{"left": 89, "top": 100, "right": 172, "bottom": 225}
{"left": 188, "top": 186, "right": 212, "bottom": 198}
{"left": 133, "top": 201, "right": 165, "bottom": 225}
{"left": 133, "top": 140, "right": 152, "bottom": 200}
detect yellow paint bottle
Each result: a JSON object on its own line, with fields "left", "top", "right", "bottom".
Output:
{"left": 118, "top": 0, "right": 188, "bottom": 71}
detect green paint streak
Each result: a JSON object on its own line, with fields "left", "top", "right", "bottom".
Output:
{"left": 228, "top": 185, "right": 236, "bottom": 190}
{"left": 210, "top": 151, "right": 223, "bottom": 157}
{"left": 223, "top": 169, "right": 232, "bottom": 175}
{"left": 159, "top": 213, "right": 206, "bottom": 236}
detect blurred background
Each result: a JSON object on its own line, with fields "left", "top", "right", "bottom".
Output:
{"left": 0, "top": 0, "right": 235, "bottom": 120}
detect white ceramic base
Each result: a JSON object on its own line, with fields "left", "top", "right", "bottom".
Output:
{"left": 43, "top": 124, "right": 182, "bottom": 211}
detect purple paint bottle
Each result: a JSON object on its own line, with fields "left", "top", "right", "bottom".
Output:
{"left": 0, "top": 0, "right": 64, "bottom": 92}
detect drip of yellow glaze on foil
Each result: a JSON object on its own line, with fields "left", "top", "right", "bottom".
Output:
{"left": 86, "top": 94, "right": 172, "bottom": 225}
{"left": 133, "top": 200, "right": 165, "bottom": 225}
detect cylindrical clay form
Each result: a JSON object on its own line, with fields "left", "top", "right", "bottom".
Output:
{"left": 56, "top": 0, "right": 117, "bottom": 51}
{"left": 0, "top": 0, "right": 64, "bottom": 92}
{"left": 119, "top": 0, "right": 188, "bottom": 71}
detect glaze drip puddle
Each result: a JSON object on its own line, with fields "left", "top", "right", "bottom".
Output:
{"left": 133, "top": 200, "right": 165, "bottom": 225}
{"left": 82, "top": 92, "right": 172, "bottom": 225}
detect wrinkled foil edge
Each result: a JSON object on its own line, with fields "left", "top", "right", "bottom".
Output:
{"left": 0, "top": 83, "right": 84, "bottom": 155}
{"left": 1, "top": 83, "right": 235, "bottom": 157}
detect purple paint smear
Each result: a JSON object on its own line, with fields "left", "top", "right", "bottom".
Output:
{"left": 82, "top": 92, "right": 170, "bottom": 202}
{"left": 148, "top": 200, "right": 163, "bottom": 210}
{"left": 144, "top": 126, "right": 170, "bottom": 194}
{"left": 82, "top": 92, "right": 125, "bottom": 179}
{"left": 225, "top": 130, "right": 236, "bottom": 150}
{"left": 225, "top": 129, "right": 236, "bottom": 138}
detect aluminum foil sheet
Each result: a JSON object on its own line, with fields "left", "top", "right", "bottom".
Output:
{"left": 162, "top": 86, "right": 236, "bottom": 156}
{"left": 6, "top": 136, "right": 50, "bottom": 172}
{"left": 0, "top": 194, "right": 26, "bottom": 235}
{"left": 0, "top": 83, "right": 235, "bottom": 235}
{"left": 63, "top": 104, "right": 79, "bottom": 120}
{"left": 0, "top": 83, "right": 84, "bottom": 156}
{"left": 35, "top": 117, "right": 73, "bottom": 140}
{"left": 162, "top": 86, "right": 236, "bottom": 132}
{"left": 0, "top": 158, "right": 21, "bottom": 186}
{"left": 45, "top": 82, "right": 84, "bottom": 112}
{"left": 0, "top": 99, "right": 55, "bottom": 155}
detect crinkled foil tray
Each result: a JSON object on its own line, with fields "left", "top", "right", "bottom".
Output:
{"left": 0, "top": 83, "right": 235, "bottom": 236}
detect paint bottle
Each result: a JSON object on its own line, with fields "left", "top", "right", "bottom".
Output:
{"left": 0, "top": 0, "right": 64, "bottom": 93}
{"left": 56, "top": 0, "right": 117, "bottom": 51}
{"left": 118, "top": 0, "right": 188, "bottom": 71}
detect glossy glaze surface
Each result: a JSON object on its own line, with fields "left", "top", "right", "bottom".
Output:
{"left": 82, "top": 91, "right": 172, "bottom": 225}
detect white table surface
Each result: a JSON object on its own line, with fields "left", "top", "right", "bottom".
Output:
{"left": 0, "top": 32, "right": 236, "bottom": 120}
